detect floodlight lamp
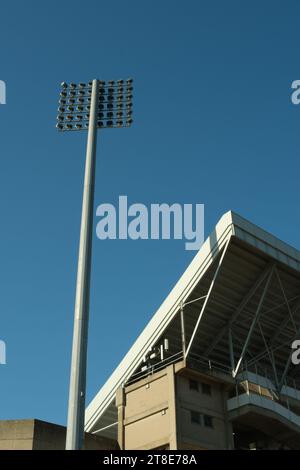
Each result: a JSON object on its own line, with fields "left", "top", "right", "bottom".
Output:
{"left": 57, "top": 76, "right": 133, "bottom": 136}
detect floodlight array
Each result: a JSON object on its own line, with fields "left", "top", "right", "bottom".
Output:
{"left": 56, "top": 79, "right": 133, "bottom": 131}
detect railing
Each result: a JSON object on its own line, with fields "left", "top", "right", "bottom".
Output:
{"left": 126, "top": 351, "right": 184, "bottom": 385}
{"left": 188, "top": 353, "right": 233, "bottom": 376}
{"left": 125, "top": 348, "right": 300, "bottom": 402}
{"left": 126, "top": 350, "right": 235, "bottom": 386}
{"left": 227, "top": 393, "right": 300, "bottom": 428}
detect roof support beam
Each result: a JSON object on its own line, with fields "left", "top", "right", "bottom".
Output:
{"left": 250, "top": 298, "right": 300, "bottom": 365}
{"left": 185, "top": 239, "right": 230, "bottom": 359}
{"left": 183, "top": 295, "right": 207, "bottom": 307}
{"left": 180, "top": 301, "right": 186, "bottom": 357}
{"left": 228, "top": 328, "right": 235, "bottom": 374}
{"left": 203, "top": 261, "right": 275, "bottom": 357}
{"left": 232, "top": 264, "right": 275, "bottom": 378}
{"left": 247, "top": 334, "right": 298, "bottom": 368}
{"left": 93, "top": 421, "right": 118, "bottom": 435}
{"left": 231, "top": 328, "right": 256, "bottom": 358}
{"left": 278, "top": 324, "right": 300, "bottom": 390}
{"left": 275, "top": 267, "right": 297, "bottom": 333}
{"left": 270, "top": 298, "right": 300, "bottom": 346}
{"left": 270, "top": 348, "right": 280, "bottom": 390}
{"left": 257, "top": 320, "right": 279, "bottom": 389}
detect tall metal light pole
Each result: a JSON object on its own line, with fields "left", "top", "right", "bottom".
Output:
{"left": 56, "top": 78, "right": 133, "bottom": 450}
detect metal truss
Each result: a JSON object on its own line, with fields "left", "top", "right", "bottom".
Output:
{"left": 203, "top": 262, "right": 275, "bottom": 358}
{"left": 180, "top": 250, "right": 300, "bottom": 393}
{"left": 231, "top": 264, "right": 275, "bottom": 378}
{"left": 184, "top": 239, "right": 230, "bottom": 358}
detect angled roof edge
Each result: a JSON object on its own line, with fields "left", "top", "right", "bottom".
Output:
{"left": 230, "top": 212, "right": 300, "bottom": 271}
{"left": 85, "top": 210, "right": 300, "bottom": 432}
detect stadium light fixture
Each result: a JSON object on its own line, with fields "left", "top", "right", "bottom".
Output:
{"left": 56, "top": 79, "right": 133, "bottom": 132}
{"left": 56, "top": 78, "right": 133, "bottom": 450}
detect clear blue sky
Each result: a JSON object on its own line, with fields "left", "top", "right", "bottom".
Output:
{"left": 0, "top": 0, "right": 299, "bottom": 425}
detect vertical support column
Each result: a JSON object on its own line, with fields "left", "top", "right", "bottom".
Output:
{"left": 221, "top": 385, "right": 234, "bottom": 449}
{"left": 180, "top": 302, "right": 186, "bottom": 358}
{"left": 167, "top": 364, "right": 178, "bottom": 450}
{"left": 228, "top": 328, "right": 235, "bottom": 376}
{"left": 116, "top": 386, "right": 126, "bottom": 450}
{"left": 66, "top": 79, "right": 99, "bottom": 450}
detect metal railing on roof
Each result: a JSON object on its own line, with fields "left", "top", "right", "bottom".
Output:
{"left": 126, "top": 351, "right": 184, "bottom": 386}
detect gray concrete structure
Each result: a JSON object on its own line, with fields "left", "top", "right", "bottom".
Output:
{"left": 0, "top": 419, "right": 118, "bottom": 450}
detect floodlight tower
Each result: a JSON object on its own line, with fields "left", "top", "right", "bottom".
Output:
{"left": 56, "top": 78, "right": 133, "bottom": 450}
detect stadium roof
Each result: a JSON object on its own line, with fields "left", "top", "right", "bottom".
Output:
{"left": 85, "top": 210, "right": 300, "bottom": 438}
